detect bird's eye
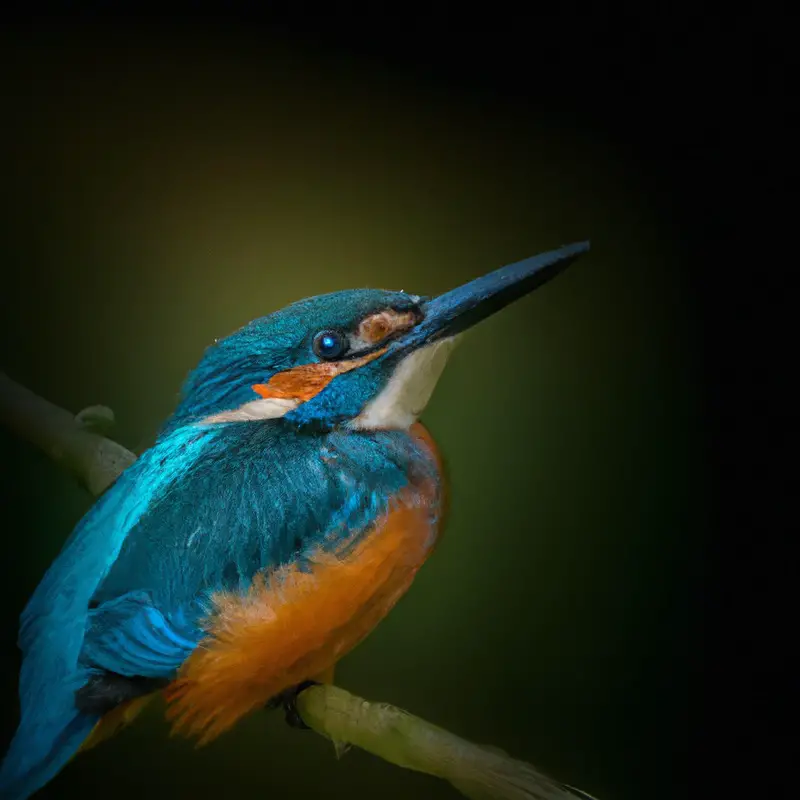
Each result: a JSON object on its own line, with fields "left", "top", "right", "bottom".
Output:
{"left": 312, "top": 330, "right": 348, "bottom": 360}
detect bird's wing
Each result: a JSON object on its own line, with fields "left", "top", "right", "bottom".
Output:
{"left": 81, "top": 591, "right": 199, "bottom": 679}
{"left": 79, "top": 423, "right": 441, "bottom": 683}
{"left": 18, "top": 425, "right": 216, "bottom": 671}
{"left": 2, "top": 425, "right": 217, "bottom": 798}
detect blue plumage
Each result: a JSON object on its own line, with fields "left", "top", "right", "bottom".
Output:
{"left": 1, "top": 426, "right": 211, "bottom": 798}
{"left": 0, "top": 418, "right": 438, "bottom": 798}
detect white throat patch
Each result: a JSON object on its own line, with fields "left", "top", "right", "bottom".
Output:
{"left": 350, "top": 337, "right": 460, "bottom": 430}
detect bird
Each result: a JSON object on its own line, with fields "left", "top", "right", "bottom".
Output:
{"left": 0, "top": 241, "right": 590, "bottom": 799}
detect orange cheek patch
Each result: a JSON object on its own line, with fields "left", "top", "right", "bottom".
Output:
{"left": 357, "top": 309, "right": 419, "bottom": 345}
{"left": 252, "top": 347, "right": 387, "bottom": 403}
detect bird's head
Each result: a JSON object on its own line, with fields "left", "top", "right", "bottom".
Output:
{"left": 172, "top": 242, "right": 589, "bottom": 432}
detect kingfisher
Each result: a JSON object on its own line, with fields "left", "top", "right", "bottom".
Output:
{"left": 0, "top": 242, "right": 589, "bottom": 799}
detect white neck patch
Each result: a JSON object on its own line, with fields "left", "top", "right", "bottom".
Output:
{"left": 350, "top": 336, "right": 460, "bottom": 430}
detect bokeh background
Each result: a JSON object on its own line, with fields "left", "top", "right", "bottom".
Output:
{"left": 0, "top": 16, "right": 734, "bottom": 800}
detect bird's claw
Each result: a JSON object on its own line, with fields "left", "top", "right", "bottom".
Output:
{"left": 266, "top": 680, "right": 319, "bottom": 730}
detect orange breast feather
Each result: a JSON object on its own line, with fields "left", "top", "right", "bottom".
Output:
{"left": 164, "top": 422, "right": 445, "bottom": 744}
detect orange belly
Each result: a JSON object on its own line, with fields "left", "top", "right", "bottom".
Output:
{"left": 164, "top": 422, "right": 445, "bottom": 744}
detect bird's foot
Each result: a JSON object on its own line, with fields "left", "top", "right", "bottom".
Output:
{"left": 265, "top": 680, "right": 319, "bottom": 730}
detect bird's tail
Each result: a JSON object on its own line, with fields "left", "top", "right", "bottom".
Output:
{"left": 0, "top": 687, "right": 99, "bottom": 800}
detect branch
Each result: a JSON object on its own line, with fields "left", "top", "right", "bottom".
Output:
{"left": 0, "top": 371, "right": 594, "bottom": 800}
{"left": 0, "top": 373, "right": 135, "bottom": 495}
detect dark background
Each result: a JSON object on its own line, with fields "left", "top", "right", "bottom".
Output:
{"left": 0, "top": 10, "right": 789, "bottom": 800}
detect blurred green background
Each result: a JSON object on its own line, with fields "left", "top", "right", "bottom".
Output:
{"left": 0, "top": 25, "right": 706, "bottom": 800}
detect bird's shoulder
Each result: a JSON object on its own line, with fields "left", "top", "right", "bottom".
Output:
{"left": 87, "top": 420, "right": 442, "bottom": 633}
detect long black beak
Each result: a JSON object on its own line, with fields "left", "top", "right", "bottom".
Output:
{"left": 410, "top": 241, "right": 589, "bottom": 345}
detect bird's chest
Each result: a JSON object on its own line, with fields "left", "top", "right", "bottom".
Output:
{"left": 165, "top": 422, "right": 445, "bottom": 741}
